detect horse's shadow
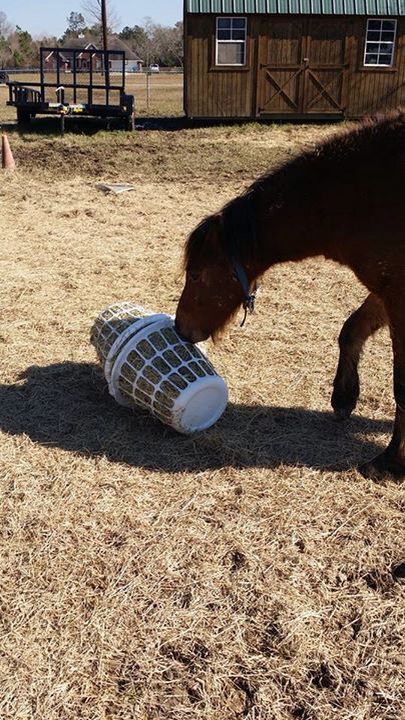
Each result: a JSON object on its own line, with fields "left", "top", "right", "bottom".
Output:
{"left": 0, "top": 361, "right": 392, "bottom": 473}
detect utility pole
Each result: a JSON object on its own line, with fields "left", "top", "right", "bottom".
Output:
{"left": 101, "top": 0, "right": 110, "bottom": 87}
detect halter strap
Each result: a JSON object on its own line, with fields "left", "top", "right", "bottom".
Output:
{"left": 231, "top": 257, "right": 257, "bottom": 327}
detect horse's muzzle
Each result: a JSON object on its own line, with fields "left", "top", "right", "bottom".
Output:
{"left": 174, "top": 316, "right": 209, "bottom": 344}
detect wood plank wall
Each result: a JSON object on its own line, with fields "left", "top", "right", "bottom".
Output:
{"left": 185, "top": 15, "right": 255, "bottom": 118}
{"left": 185, "top": 14, "right": 405, "bottom": 119}
{"left": 346, "top": 18, "right": 405, "bottom": 117}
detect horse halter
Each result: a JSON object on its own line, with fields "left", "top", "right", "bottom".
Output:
{"left": 231, "top": 257, "right": 258, "bottom": 328}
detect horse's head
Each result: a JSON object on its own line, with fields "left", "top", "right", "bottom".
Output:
{"left": 175, "top": 210, "right": 256, "bottom": 343}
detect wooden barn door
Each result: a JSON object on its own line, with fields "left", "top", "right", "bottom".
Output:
{"left": 303, "top": 19, "right": 347, "bottom": 115}
{"left": 257, "top": 19, "right": 348, "bottom": 117}
{"left": 257, "top": 20, "right": 307, "bottom": 115}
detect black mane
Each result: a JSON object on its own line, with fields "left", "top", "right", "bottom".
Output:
{"left": 184, "top": 215, "right": 215, "bottom": 270}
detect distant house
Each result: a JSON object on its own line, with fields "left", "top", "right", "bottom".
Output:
{"left": 44, "top": 49, "right": 72, "bottom": 72}
{"left": 184, "top": 0, "right": 405, "bottom": 120}
{"left": 106, "top": 38, "right": 143, "bottom": 72}
{"left": 44, "top": 38, "right": 143, "bottom": 73}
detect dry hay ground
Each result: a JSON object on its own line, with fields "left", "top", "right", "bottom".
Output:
{"left": 0, "top": 121, "right": 404, "bottom": 720}
{"left": 0, "top": 72, "right": 183, "bottom": 123}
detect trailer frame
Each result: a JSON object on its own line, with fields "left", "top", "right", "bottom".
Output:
{"left": 7, "top": 47, "right": 135, "bottom": 132}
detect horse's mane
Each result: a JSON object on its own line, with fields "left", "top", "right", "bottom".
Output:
{"left": 184, "top": 216, "right": 214, "bottom": 270}
{"left": 185, "top": 109, "right": 405, "bottom": 268}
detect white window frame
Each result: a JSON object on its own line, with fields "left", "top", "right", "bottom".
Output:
{"left": 363, "top": 18, "right": 397, "bottom": 67}
{"left": 215, "top": 16, "right": 247, "bottom": 67}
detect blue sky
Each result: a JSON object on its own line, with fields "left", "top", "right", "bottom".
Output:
{"left": 0, "top": 0, "right": 183, "bottom": 37}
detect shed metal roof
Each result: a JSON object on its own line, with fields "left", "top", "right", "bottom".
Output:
{"left": 186, "top": 0, "right": 405, "bottom": 14}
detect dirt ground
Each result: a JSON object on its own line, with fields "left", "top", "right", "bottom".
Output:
{"left": 0, "top": 77, "right": 404, "bottom": 720}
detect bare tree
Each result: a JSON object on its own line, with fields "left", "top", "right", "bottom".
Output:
{"left": 81, "top": 0, "right": 120, "bottom": 33}
{"left": 152, "top": 22, "right": 183, "bottom": 67}
{"left": 66, "top": 11, "right": 87, "bottom": 36}
{"left": 136, "top": 17, "right": 173, "bottom": 66}
{"left": 0, "top": 11, "right": 13, "bottom": 38}
{"left": 133, "top": 19, "right": 183, "bottom": 68}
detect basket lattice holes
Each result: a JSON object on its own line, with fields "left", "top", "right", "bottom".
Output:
{"left": 90, "top": 302, "right": 148, "bottom": 367}
{"left": 117, "top": 325, "right": 216, "bottom": 424}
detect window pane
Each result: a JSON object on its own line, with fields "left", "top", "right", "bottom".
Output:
{"left": 379, "top": 42, "right": 393, "bottom": 53}
{"left": 367, "top": 31, "right": 381, "bottom": 41}
{"left": 218, "top": 29, "right": 231, "bottom": 40}
{"left": 364, "top": 18, "right": 396, "bottom": 67}
{"left": 217, "top": 41, "right": 245, "bottom": 65}
{"left": 232, "top": 18, "right": 246, "bottom": 28}
{"left": 365, "top": 53, "right": 378, "bottom": 64}
{"left": 232, "top": 29, "right": 246, "bottom": 40}
{"left": 218, "top": 18, "right": 231, "bottom": 29}
{"left": 379, "top": 54, "right": 392, "bottom": 65}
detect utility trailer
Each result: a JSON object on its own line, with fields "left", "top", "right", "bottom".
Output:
{"left": 7, "top": 47, "right": 135, "bottom": 131}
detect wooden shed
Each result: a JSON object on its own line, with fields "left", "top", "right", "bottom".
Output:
{"left": 183, "top": 0, "right": 405, "bottom": 119}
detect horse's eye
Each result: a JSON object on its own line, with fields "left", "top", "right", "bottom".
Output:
{"left": 188, "top": 272, "right": 199, "bottom": 283}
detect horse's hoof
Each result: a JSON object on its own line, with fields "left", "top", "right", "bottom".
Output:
{"left": 331, "top": 389, "right": 358, "bottom": 421}
{"left": 333, "top": 406, "right": 352, "bottom": 422}
{"left": 331, "top": 375, "right": 359, "bottom": 420}
{"left": 358, "top": 451, "right": 405, "bottom": 481}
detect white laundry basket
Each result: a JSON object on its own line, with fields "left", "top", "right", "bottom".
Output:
{"left": 90, "top": 303, "right": 228, "bottom": 434}
{"left": 90, "top": 301, "right": 168, "bottom": 382}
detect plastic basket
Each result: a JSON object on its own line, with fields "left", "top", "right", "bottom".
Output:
{"left": 109, "top": 316, "right": 228, "bottom": 434}
{"left": 90, "top": 301, "right": 168, "bottom": 382}
{"left": 90, "top": 302, "right": 228, "bottom": 434}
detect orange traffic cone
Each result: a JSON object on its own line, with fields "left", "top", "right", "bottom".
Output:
{"left": 2, "top": 134, "right": 15, "bottom": 170}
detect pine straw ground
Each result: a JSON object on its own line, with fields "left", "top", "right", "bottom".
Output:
{"left": 0, "top": 119, "right": 404, "bottom": 720}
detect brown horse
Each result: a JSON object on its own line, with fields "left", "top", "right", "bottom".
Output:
{"left": 175, "top": 111, "right": 405, "bottom": 479}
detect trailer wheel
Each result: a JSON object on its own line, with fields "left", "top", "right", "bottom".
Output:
{"left": 126, "top": 113, "right": 135, "bottom": 131}
{"left": 17, "top": 108, "right": 32, "bottom": 124}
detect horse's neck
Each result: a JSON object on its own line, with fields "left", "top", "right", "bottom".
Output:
{"left": 254, "top": 202, "right": 324, "bottom": 274}
{"left": 252, "top": 171, "right": 340, "bottom": 274}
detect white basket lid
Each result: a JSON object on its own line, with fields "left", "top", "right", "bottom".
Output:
{"left": 171, "top": 375, "right": 228, "bottom": 434}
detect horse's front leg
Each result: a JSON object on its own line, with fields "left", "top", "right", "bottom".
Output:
{"left": 360, "top": 316, "right": 405, "bottom": 479}
{"left": 332, "top": 294, "right": 387, "bottom": 420}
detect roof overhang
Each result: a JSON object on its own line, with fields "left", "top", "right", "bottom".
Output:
{"left": 186, "top": 0, "right": 404, "bottom": 15}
